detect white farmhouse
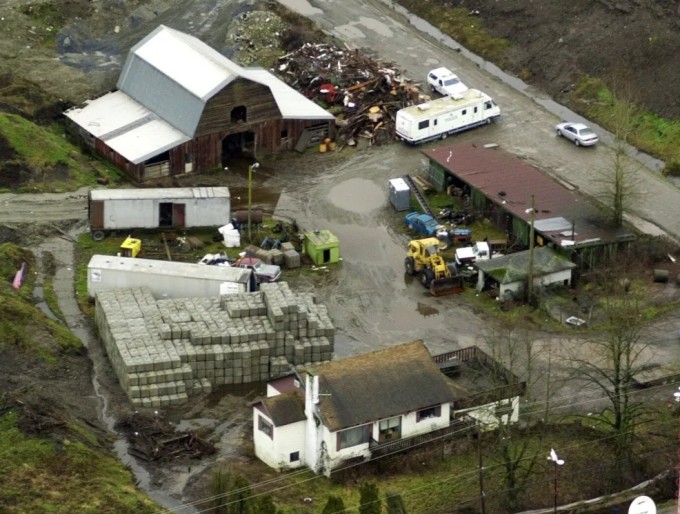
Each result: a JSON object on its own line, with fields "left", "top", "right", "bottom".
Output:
{"left": 252, "top": 341, "right": 524, "bottom": 475}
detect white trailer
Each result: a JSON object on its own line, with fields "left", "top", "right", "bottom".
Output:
{"left": 88, "top": 187, "right": 230, "bottom": 240}
{"left": 396, "top": 89, "right": 500, "bottom": 144}
{"left": 87, "top": 255, "right": 253, "bottom": 299}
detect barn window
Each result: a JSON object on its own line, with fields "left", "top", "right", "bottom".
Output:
{"left": 281, "top": 129, "right": 289, "bottom": 139}
{"left": 231, "top": 105, "right": 247, "bottom": 123}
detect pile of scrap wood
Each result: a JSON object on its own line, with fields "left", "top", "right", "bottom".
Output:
{"left": 116, "top": 411, "right": 215, "bottom": 462}
{"left": 276, "top": 43, "right": 425, "bottom": 146}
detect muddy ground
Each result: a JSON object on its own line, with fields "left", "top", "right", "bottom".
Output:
{"left": 2, "top": 0, "right": 680, "bottom": 510}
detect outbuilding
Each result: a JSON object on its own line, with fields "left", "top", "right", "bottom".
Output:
{"left": 475, "top": 247, "right": 577, "bottom": 299}
{"left": 87, "top": 255, "right": 253, "bottom": 299}
{"left": 88, "top": 187, "right": 230, "bottom": 240}
{"left": 304, "top": 230, "right": 340, "bottom": 266}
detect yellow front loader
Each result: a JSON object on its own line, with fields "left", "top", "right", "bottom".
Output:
{"left": 405, "top": 238, "right": 464, "bottom": 296}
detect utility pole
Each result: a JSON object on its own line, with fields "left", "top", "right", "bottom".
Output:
{"left": 247, "top": 162, "right": 259, "bottom": 243}
{"left": 478, "top": 431, "right": 486, "bottom": 514}
{"left": 527, "top": 194, "right": 536, "bottom": 303}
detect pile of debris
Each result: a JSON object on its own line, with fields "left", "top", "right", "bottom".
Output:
{"left": 116, "top": 411, "right": 215, "bottom": 462}
{"left": 276, "top": 43, "right": 425, "bottom": 146}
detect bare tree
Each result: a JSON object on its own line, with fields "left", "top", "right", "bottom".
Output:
{"left": 476, "top": 323, "right": 553, "bottom": 512}
{"left": 595, "top": 74, "right": 642, "bottom": 227}
{"left": 572, "top": 294, "right": 648, "bottom": 462}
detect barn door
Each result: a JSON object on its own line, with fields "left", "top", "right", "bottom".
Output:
{"left": 172, "top": 203, "right": 186, "bottom": 228}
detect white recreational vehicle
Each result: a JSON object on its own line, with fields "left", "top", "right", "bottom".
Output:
{"left": 396, "top": 89, "right": 500, "bottom": 144}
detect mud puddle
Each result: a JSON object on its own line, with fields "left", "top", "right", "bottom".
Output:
{"left": 328, "top": 178, "right": 386, "bottom": 213}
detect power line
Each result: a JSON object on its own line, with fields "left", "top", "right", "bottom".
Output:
{"left": 167, "top": 379, "right": 680, "bottom": 512}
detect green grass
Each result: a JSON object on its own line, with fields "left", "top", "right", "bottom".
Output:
{"left": 572, "top": 76, "right": 680, "bottom": 169}
{"left": 0, "top": 411, "right": 166, "bottom": 514}
{"left": 395, "top": 0, "right": 511, "bottom": 64}
{"left": 0, "top": 113, "right": 122, "bottom": 192}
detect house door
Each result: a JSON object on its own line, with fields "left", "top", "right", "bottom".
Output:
{"left": 172, "top": 203, "right": 186, "bottom": 228}
{"left": 378, "top": 416, "right": 401, "bottom": 443}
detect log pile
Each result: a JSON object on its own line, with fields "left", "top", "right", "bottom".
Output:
{"left": 276, "top": 43, "right": 425, "bottom": 146}
{"left": 116, "top": 411, "right": 215, "bottom": 462}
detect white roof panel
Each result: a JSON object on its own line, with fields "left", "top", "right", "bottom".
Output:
{"left": 241, "top": 68, "right": 335, "bottom": 120}
{"left": 106, "top": 118, "right": 190, "bottom": 164}
{"left": 64, "top": 91, "right": 151, "bottom": 139}
{"left": 134, "top": 28, "right": 233, "bottom": 100}
{"left": 89, "top": 187, "right": 230, "bottom": 201}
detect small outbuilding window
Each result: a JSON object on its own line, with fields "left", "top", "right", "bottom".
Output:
{"left": 258, "top": 415, "right": 273, "bottom": 439}
{"left": 290, "top": 451, "right": 300, "bottom": 462}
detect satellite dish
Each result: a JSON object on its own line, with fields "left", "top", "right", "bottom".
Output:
{"left": 628, "top": 496, "right": 656, "bottom": 514}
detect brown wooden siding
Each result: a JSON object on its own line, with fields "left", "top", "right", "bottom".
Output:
{"left": 195, "top": 79, "right": 281, "bottom": 137}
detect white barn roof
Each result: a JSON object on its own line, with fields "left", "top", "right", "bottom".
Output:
{"left": 89, "top": 187, "right": 230, "bottom": 202}
{"left": 65, "top": 25, "right": 333, "bottom": 164}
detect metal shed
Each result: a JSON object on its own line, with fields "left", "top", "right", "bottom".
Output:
{"left": 304, "top": 230, "right": 340, "bottom": 266}
{"left": 87, "top": 254, "right": 253, "bottom": 299}
{"left": 88, "top": 186, "right": 230, "bottom": 240}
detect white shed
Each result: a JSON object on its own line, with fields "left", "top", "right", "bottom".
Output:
{"left": 88, "top": 187, "right": 230, "bottom": 240}
{"left": 87, "top": 255, "right": 252, "bottom": 299}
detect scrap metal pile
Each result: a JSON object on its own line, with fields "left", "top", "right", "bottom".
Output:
{"left": 276, "top": 43, "right": 424, "bottom": 146}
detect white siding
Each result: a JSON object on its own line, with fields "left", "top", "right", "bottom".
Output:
{"left": 253, "top": 412, "right": 306, "bottom": 471}
{"left": 87, "top": 256, "right": 250, "bottom": 298}
{"left": 399, "top": 403, "right": 451, "bottom": 438}
{"left": 455, "top": 396, "right": 520, "bottom": 430}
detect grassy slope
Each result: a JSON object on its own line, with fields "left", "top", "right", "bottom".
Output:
{"left": 0, "top": 113, "right": 122, "bottom": 193}
{"left": 0, "top": 242, "right": 166, "bottom": 514}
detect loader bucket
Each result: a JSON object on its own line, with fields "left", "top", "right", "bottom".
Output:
{"left": 430, "top": 276, "right": 465, "bottom": 296}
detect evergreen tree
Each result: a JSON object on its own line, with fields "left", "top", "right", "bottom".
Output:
{"left": 322, "top": 495, "right": 346, "bottom": 514}
{"left": 359, "top": 482, "right": 381, "bottom": 514}
{"left": 386, "top": 491, "right": 407, "bottom": 514}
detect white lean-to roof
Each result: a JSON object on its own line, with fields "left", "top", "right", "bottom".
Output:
{"left": 89, "top": 187, "right": 230, "bottom": 202}
{"left": 65, "top": 25, "right": 332, "bottom": 165}
{"left": 88, "top": 255, "right": 250, "bottom": 284}
{"left": 398, "top": 89, "right": 490, "bottom": 121}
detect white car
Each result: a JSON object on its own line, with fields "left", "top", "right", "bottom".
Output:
{"left": 427, "top": 67, "right": 468, "bottom": 97}
{"left": 555, "top": 122, "right": 599, "bottom": 147}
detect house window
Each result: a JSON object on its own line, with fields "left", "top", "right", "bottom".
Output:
{"left": 290, "top": 451, "right": 300, "bottom": 462}
{"left": 378, "top": 416, "right": 401, "bottom": 443}
{"left": 418, "top": 120, "right": 430, "bottom": 130}
{"left": 231, "top": 105, "right": 247, "bottom": 123}
{"left": 336, "top": 424, "right": 371, "bottom": 451}
{"left": 258, "top": 415, "right": 273, "bottom": 439}
{"left": 416, "top": 405, "right": 441, "bottom": 422}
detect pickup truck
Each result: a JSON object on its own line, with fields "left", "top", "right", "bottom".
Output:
{"left": 427, "top": 67, "right": 468, "bottom": 97}
{"left": 455, "top": 241, "right": 491, "bottom": 266}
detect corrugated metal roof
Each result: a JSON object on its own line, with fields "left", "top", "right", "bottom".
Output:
{"left": 423, "top": 144, "right": 633, "bottom": 247}
{"left": 475, "top": 247, "right": 576, "bottom": 284}
{"left": 88, "top": 254, "right": 250, "bottom": 284}
{"left": 105, "top": 117, "right": 191, "bottom": 164}
{"left": 89, "top": 187, "right": 230, "bottom": 201}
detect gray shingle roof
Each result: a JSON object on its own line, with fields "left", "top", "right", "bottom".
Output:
{"left": 261, "top": 392, "right": 306, "bottom": 427}
{"left": 312, "top": 341, "right": 456, "bottom": 431}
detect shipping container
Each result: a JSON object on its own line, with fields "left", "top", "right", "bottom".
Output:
{"left": 88, "top": 187, "right": 230, "bottom": 240}
{"left": 87, "top": 255, "right": 253, "bottom": 299}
